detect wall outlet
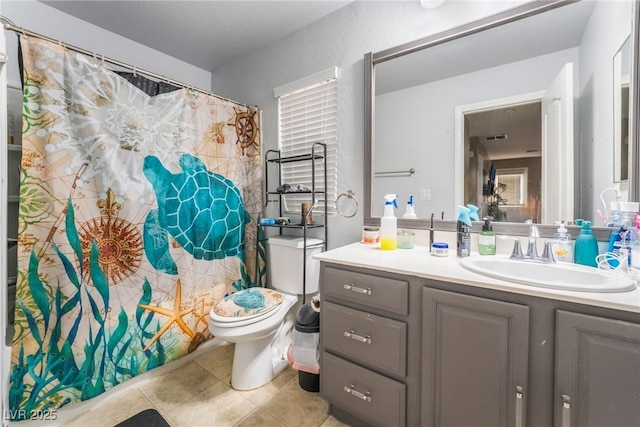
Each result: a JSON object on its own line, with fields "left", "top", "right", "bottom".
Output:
{"left": 420, "top": 188, "right": 431, "bottom": 200}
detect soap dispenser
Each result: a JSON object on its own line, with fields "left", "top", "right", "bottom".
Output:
{"left": 478, "top": 217, "right": 496, "bottom": 255}
{"left": 552, "top": 222, "right": 573, "bottom": 263}
{"left": 574, "top": 220, "right": 598, "bottom": 267}
{"left": 403, "top": 195, "right": 417, "bottom": 219}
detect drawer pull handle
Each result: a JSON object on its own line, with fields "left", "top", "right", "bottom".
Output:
{"left": 561, "top": 394, "right": 571, "bottom": 427}
{"left": 343, "top": 283, "right": 372, "bottom": 295}
{"left": 515, "top": 386, "right": 523, "bottom": 427}
{"left": 344, "top": 330, "right": 372, "bottom": 344}
{"left": 344, "top": 384, "right": 371, "bottom": 402}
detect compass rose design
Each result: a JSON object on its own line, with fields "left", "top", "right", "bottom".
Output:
{"left": 78, "top": 188, "right": 143, "bottom": 285}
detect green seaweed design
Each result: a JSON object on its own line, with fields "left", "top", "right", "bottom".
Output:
{"left": 9, "top": 199, "right": 177, "bottom": 420}
{"left": 18, "top": 168, "right": 54, "bottom": 234}
{"left": 22, "top": 70, "right": 50, "bottom": 135}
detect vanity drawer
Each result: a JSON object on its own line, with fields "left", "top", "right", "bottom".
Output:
{"left": 323, "top": 302, "right": 407, "bottom": 376}
{"left": 322, "top": 352, "right": 406, "bottom": 427}
{"left": 323, "top": 267, "right": 409, "bottom": 315}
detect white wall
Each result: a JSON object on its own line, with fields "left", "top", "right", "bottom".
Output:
{"left": 0, "top": 0, "right": 212, "bottom": 89}
{"left": 210, "top": 0, "right": 529, "bottom": 249}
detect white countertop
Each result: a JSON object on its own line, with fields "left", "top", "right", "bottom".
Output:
{"left": 314, "top": 242, "right": 640, "bottom": 314}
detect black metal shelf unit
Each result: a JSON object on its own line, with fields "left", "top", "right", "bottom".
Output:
{"left": 257, "top": 142, "right": 328, "bottom": 303}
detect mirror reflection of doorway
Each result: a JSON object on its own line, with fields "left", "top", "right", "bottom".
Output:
{"left": 458, "top": 63, "right": 574, "bottom": 224}
{"left": 464, "top": 102, "right": 542, "bottom": 223}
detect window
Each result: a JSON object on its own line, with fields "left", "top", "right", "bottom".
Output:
{"left": 496, "top": 167, "right": 528, "bottom": 206}
{"left": 274, "top": 67, "right": 338, "bottom": 215}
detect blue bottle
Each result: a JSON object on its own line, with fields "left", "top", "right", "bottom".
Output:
{"left": 574, "top": 221, "right": 599, "bottom": 267}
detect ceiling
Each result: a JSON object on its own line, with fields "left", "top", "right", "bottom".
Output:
{"left": 40, "top": 0, "right": 353, "bottom": 72}
{"left": 467, "top": 102, "right": 541, "bottom": 161}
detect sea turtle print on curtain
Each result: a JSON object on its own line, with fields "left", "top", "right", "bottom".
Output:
{"left": 8, "top": 35, "right": 263, "bottom": 419}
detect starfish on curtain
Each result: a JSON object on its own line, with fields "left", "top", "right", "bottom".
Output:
{"left": 138, "top": 279, "right": 195, "bottom": 351}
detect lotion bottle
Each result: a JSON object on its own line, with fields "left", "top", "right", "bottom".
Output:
{"left": 478, "top": 217, "right": 496, "bottom": 255}
{"left": 380, "top": 194, "right": 398, "bottom": 250}
{"left": 574, "top": 220, "right": 599, "bottom": 267}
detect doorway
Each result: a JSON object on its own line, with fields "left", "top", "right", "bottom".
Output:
{"left": 465, "top": 101, "right": 542, "bottom": 223}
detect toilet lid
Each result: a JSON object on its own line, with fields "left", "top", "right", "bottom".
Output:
{"left": 213, "top": 288, "right": 284, "bottom": 322}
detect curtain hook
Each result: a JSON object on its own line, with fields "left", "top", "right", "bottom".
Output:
{"left": 132, "top": 66, "right": 137, "bottom": 77}
{"left": 101, "top": 54, "right": 105, "bottom": 66}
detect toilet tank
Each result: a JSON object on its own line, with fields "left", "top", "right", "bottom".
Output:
{"left": 267, "top": 236, "right": 324, "bottom": 295}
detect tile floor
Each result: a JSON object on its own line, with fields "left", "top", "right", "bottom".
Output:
{"left": 63, "top": 342, "right": 349, "bottom": 427}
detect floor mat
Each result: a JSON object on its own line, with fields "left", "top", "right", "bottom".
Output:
{"left": 115, "top": 409, "right": 170, "bottom": 427}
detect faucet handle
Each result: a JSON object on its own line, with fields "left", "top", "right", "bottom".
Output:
{"left": 541, "top": 241, "right": 557, "bottom": 263}
{"left": 510, "top": 238, "right": 523, "bottom": 259}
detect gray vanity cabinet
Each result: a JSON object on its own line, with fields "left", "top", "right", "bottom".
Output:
{"left": 319, "top": 265, "right": 422, "bottom": 427}
{"left": 319, "top": 260, "right": 640, "bottom": 427}
{"left": 555, "top": 310, "right": 640, "bottom": 427}
{"left": 421, "top": 288, "right": 529, "bottom": 427}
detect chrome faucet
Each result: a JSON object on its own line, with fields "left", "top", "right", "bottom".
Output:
{"left": 526, "top": 222, "right": 540, "bottom": 258}
{"left": 540, "top": 241, "right": 557, "bottom": 263}
{"left": 509, "top": 221, "right": 556, "bottom": 263}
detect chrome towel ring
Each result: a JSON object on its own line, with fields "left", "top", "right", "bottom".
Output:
{"left": 335, "top": 190, "right": 358, "bottom": 218}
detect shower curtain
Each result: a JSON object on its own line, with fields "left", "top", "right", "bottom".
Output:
{"left": 9, "top": 35, "right": 264, "bottom": 419}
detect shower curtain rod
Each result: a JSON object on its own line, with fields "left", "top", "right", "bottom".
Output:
{"left": 1, "top": 18, "right": 250, "bottom": 108}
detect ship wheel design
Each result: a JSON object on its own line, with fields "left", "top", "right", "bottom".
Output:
{"left": 78, "top": 188, "right": 143, "bottom": 285}
{"left": 229, "top": 107, "right": 259, "bottom": 155}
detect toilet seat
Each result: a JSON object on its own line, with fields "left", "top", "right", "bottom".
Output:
{"left": 210, "top": 288, "right": 285, "bottom": 327}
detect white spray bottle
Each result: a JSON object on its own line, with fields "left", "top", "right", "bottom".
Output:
{"left": 403, "top": 195, "right": 417, "bottom": 219}
{"left": 381, "top": 194, "right": 398, "bottom": 250}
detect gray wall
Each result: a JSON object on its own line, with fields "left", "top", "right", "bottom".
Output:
{"left": 210, "top": 0, "right": 527, "bottom": 248}
{"left": 578, "top": 0, "right": 632, "bottom": 223}
{"left": 6, "top": 0, "right": 622, "bottom": 247}
{"left": 1, "top": 1, "right": 212, "bottom": 91}
{"left": 3, "top": 0, "right": 517, "bottom": 250}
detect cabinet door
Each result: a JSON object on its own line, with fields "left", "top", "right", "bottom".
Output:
{"left": 555, "top": 310, "right": 640, "bottom": 427}
{"left": 422, "top": 288, "right": 529, "bottom": 427}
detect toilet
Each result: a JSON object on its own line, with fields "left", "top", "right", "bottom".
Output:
{"left": 208, "top": 236, "right": 324, "bottom": 390}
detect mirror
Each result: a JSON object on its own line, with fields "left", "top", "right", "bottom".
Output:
{"left": 365, "top": 0, "right": 638, "bottom": 232}
{"left": 614, "top": 35, "right": 631, "bottom": 182}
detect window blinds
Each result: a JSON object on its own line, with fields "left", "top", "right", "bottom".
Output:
{"left": 275, "top": 67, "right": 338, "bottom": 215}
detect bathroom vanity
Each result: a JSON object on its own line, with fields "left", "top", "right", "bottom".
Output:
{"left": 315, "top": 244, "right": 640, "bottom": 427}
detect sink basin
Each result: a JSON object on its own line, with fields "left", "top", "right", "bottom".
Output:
{"left": 460, "top": 257, "right": 636, "bottom": 293}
